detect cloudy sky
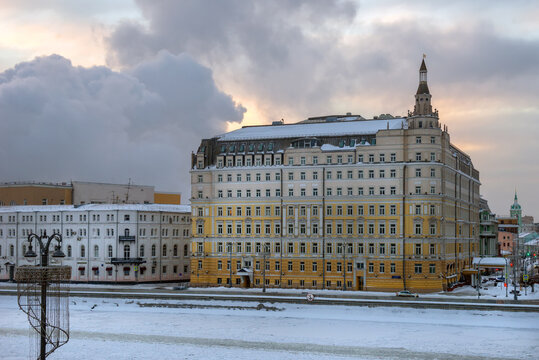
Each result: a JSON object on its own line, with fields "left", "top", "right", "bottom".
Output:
{"left": 0, "top": 0, "right": 538, "bottom": 218}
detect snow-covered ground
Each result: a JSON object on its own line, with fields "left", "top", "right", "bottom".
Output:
{"left": 1, "top": 295, "right": 537, "bottom": 360}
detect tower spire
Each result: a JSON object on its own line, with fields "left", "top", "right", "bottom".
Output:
{"left": 412, "top": 56, "right": 434, "bottom": 116}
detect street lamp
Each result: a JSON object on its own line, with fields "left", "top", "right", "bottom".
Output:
{"left": 262, "top": 244, "right": 270, "bottom": 293}
{"left": 23, "top": 230, "right": 67, "bottom": 360}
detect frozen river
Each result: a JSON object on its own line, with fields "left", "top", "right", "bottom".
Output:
{"left": 0, "top": 295, "right": 537, "bottom": 359}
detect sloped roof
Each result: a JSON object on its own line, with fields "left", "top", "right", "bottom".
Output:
{"left": 217, "top": 118, "right": 407, "bottom": 141}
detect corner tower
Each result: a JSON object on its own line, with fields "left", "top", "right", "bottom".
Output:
{"left": 413, "top": 58, "right": 434, "bottom": 116}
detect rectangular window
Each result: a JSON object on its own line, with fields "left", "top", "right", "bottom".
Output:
{"left": 415, "top": 263, "right": 422, "bottom": 274}
{"left": 390, "top": 263, "right": 396, "bottom": 273}
{"left": 429, "top": 263, "right": 436, "bottom": 274}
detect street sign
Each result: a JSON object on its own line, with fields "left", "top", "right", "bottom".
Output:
{"left": 306, "top": 293, "right": 315, "bottom": 302}
{"left": 523, "top": 274, "right": 529, "bottom": 282}
{"left": 134, "top": 266, "right": 138, "bottom": 271}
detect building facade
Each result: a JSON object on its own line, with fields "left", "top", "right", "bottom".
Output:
{"left": 0, "top": 181, "right": 181, "bottom": 206}
{"left": 479, "top": 198, "right": 498, "bottom": 257}
{"left": 0, "top": 204, "right": 191, "bottom": 283}
{"left": 189, "top": 60, "right": 480, "bottom": 292}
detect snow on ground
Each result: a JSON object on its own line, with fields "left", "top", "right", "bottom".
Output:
{"left": 1, "top": 295, "right": 537, "bottom": 360}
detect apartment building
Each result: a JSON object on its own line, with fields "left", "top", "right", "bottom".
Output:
{"left": 0, "top": 204, "right": 191, "bottom": 283}
{"left": 189, "top": 59, "right": 480, "bottom": 292}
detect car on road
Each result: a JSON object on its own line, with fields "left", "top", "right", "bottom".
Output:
{"left": 396, "top": 290, "right": 419, "bottom": 298}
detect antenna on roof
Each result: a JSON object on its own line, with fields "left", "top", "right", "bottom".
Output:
{"left": 125, "top": 178, "right": 131, "bottom": 204}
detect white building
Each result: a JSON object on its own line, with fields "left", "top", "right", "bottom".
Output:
{"left": 0, "top": 204, "right": 191, "bottom": 283}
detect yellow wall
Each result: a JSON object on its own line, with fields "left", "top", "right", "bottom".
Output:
{"left": 154, "top": 192, "right": 181, "bottom": 204}
{"left": 0, "top": 185, "right": 72, "bottom": 205}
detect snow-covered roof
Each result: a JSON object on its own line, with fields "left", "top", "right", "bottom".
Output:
{"left": 472, "top": 257, "right": 509, "bottom": 267}
{"left": 217, "top": 118, "right": 407, "bottom": 141}
{"left": 0, "top": 204, "right": 191, "bottom": 213}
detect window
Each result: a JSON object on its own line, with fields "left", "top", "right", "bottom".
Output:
{"left": 415, "top": 152, "right": 422, "bottom": 161}
{"left": 368, "top": 263, "right": 374, "bottom": 273}
{"left": 415, "top": 223, "right": 422, "bottom": 235}
{"left": 358, "top": 170, "right": 363, "bottom": 179}
{"left": 313, "top": 156, "right": 318, "bottom": 165}
{"left": 380, "top": 154, "right": 385, "bottom": 162}
{"left": 94, "top": 245, "right": 99, "bottom": 258}
{"left": 288, "top": 172, "right": 294, "bottom": 180}
{"left": 430, "top": 152, "right": 436, "bottom": 161}
{"left": 416, "top": 136, "right": 421, "bottom": 144}
{"left": 430, "top": 205, "right": 436, "bottom": 215}
{"left": 415, "top": 168, "right": 421, "bottom": 177}
{"left": 430, "top": 223, "right": 436, "bottom": 235}
{"left": 368, "top": 243, "right": 375, "bottom": 254}
{"left": 357, "top": 223, "right": 364, "bottom": 235}
{"left": 379, "top": 187, "right": 385, "bottom": 195}
{"left": 414, "top": 263, "right": 423, "bottom": 274}
{"left": 326, "top": 156, "right": 332, "bottom": 164}
{"left": 368, "top": 154, "right": 374, "bottom": 163}
{"left": 369, "top": 170, "right": 374, "bottom": 178}
{"left": 151, "top": 244, "right": 156, "bottom": 257}
{"left": 379, "top": 263, "right": 385, "bottom": 273}
{"left": 430, "top": 168, "right": 436, "bottom": 177}
{"left": 430, "top": 136, "right": 435, "bottom": 144}
{"left": 390, "top": 263, "right": 396, "bottom": 273}
{"left": 390, "top": 169, "right": 396, "bottom": 178}
{"left": 108, "top": 245, "right": 113, "bottom": 258}
{"left": 336, "top": 171, "right": 342, "bottom": 179}
{"left": 369, "top": 205, "right": 375, "bottom": 215}
{"left": 430, "top": 243, "right": 436, "bottom": 255}
{"left": 415, "top": 243, "right": 422, "bottom": 255}
{"left": 80, "top": 245, "right": 85, "bottom": 258}
{"left": 429, "top": 263, "right": 436, "bottom": 274}
{"left": 312, "top": 242, "right": 318, "bottom": 254}
{"left": 326, "top": 171, "right": 332, "bottom": 179}
{"left": 368, "top": 187, "right": 374, "bottom": 195}
{"left": 415, "top": 186, "right": 421, "bottom": 194}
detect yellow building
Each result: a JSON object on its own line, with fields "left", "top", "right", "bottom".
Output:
{"left": 154, "top": 192, "right": 182, "bottom": 205}
{"left": 0, "top": 182, "right": 72, "bottom": 206}
{"left": 189, "top": 60, "right": 480, "bottom": 293}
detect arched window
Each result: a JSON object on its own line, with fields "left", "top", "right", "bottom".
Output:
{"left": 108, "top": 245, "right": 113, "bottom": 258}
{"left": 151, "top": 244, "right": 156, "bottom": 257}
{"left": 124, "top": 244, "right": 130, "bottom": 259}
{"left": 124, "top": 228, "right": 130, "bottom": 236}
{"left": 162, "top": 244, "right": 167, "bottom": 257}
{"left": 173, "top": 244, "right": 178, "bottom": 257}
{"left": 94, "top": 245, "right": 99, "bottom": 258}
{"left": 10, "top": 245, "right": 15, "bottom": 257}
{"left": 140, "top": 244, "right": 145, "bottom": 257}
{"left": 184, "top": 244, "right": 188, "bottom": 257}
{"left": 67, "top": 245, "right": 72, "bottom": 257}
{"left": 80, "top": 245, "right": 85, "bottom": 258}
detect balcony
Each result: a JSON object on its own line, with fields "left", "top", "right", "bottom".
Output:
{"left": 110, "top": 257, "right": 145, "bottom": 264}
{"left": 119, "top": 235, "right": 136, "bottom": 242}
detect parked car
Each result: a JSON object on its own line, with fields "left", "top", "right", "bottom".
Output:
{"left": 396, "top": 290, "right": 419, "bottom": 298}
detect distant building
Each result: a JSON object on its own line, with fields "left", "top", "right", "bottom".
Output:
{"left": 0, "top": 181, "right": 181, "bottom": 206}
{"left": 509, "top": 191, "right": 522, "bottom": 231}
{"left": 479, "top": 198, "right": 498, "bottom": 257}
{"left": 189, "top": 59, "right": 481, "bottom": 293}
{"left": 0, "top": 204, "right": 191, "bottom": 283}
{"left": 498, "top": 231, "right": 515, "bottom": 256}
{"left": 0, "top": 182, "right": 72, "bottom": 206}
{"left": 521, "top": 215, "right": 535, "bottom": 233}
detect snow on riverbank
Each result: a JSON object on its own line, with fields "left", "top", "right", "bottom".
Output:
{"left": 1, "top": 295, "right": 537, "bottom": 359}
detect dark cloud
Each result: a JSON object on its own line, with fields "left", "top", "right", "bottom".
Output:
{"left": 0, "top": 52, "right": 244, "bottom": 198}
{"left": 105, "top": 0, "right": 359, "bottom": 119}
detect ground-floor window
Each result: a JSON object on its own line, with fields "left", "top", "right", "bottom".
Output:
{"left": 414, "top": 263, "right": 422, "bottom": 274}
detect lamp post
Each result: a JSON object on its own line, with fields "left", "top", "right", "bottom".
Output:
{"left": 24, "top": 230, "right": 66, "bottom": 360}
{"left": 262, "top": 244, "right": 270, "bottom": 293}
